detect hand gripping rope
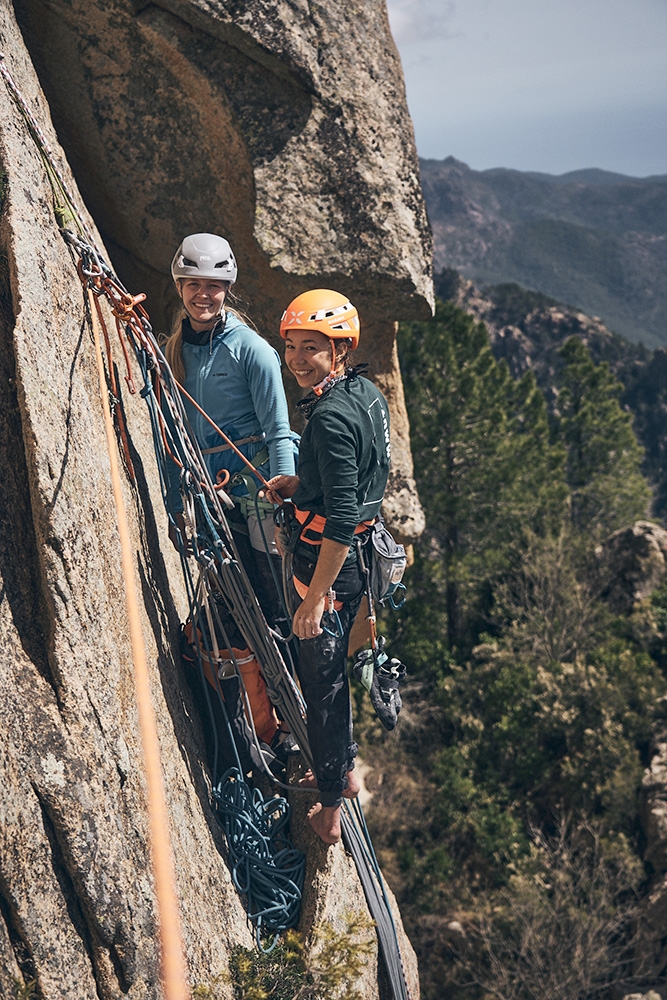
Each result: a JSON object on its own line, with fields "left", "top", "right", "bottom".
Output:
{"left": 0, "top": 54, "right": 412, "bottom": 998}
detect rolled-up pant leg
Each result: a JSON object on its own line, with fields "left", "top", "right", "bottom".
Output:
{"left": 295, "top": 594, "right": 363, "bottom": 808}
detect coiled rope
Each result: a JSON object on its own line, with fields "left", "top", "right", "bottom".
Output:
{"left": 214, "top": 768, "right": 304, "bottom": 944}
{"left": 1, "top": 53, "right": 412, "bottom": 998}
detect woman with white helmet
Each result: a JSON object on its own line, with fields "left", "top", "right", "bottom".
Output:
{"left": 164, "top": 232, "right": 295, "bottom": 533}
{"left": 164, "top": 233, "right": 296, "bottom": 773}
{"left": 265, "top": 289, "right": 392, "bottom": 844}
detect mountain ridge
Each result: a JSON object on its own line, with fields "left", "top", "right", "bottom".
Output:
{"left": 421, "top": 157, "right": 667, "bottom": 348}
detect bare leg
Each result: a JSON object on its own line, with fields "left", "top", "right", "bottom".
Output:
{"left": 298, "top": 768, "right": 360, "bottom": 799}
{"left": 308, "top": 802, "right": 341, "bottom": 844}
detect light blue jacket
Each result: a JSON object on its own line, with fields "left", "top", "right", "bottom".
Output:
{"left": 166, "top": 312, "right": 295, "bottom": 509}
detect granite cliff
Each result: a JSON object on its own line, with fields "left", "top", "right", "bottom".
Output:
{"left": 0, "top": 1, "right": 430, "bottom": 997}
{"left": 15, "top": 0, "right": 434, "bottom": 539}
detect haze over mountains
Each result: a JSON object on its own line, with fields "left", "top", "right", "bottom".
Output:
{"left": 420, "top": 157, "right": 667, "bottom": 348}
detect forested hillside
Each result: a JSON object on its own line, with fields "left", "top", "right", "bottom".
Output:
{"left": 360, "top": 301, "right": 667, "bottom": 1000}
{"left": 435, "top": 270, "right": 667, "bottom": 522}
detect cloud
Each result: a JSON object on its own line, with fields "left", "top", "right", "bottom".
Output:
{"left": 387, "top": 0, "right": 458, "bottom": 44}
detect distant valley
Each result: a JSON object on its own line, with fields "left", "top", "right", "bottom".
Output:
{"left": 420, "top": 157, "right": 667, "bottom": 348}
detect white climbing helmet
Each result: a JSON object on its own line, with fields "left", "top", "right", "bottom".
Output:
{"left": 171, "top": 233, "right": 237, "bottom": 284}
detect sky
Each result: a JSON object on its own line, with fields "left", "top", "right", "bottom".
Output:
{"left": 386, "top": 0, "right": 667, "bottom": 177}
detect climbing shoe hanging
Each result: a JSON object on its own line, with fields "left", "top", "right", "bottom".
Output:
{"left": 352, "top": 645, "right": 406, "bottom": 731}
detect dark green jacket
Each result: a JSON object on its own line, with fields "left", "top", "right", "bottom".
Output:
{"left": 292, "top": 374, "right": 391, "bottom": 546}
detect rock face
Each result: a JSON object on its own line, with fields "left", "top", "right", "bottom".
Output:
{"left": 601, "top": 522, "right": 667, "bottom": 616}
{"left": 0, "top": 2, "right": 424, "bottom": 997}
{"left": 14, "top": 0, "right": 432, "bottom": 541}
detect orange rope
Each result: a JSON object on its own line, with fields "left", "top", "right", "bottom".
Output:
{"left": 175, "top": 380, "right": 273, "bottom": 491}
{"left": 88, "top": 290, "right": 191, "bottom": 1000}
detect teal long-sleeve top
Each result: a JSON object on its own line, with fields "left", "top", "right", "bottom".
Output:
{"left": 166, "top": 312, "right": 294, "bottom": 510}
{"left": 291, "top": 374, "right": 391, "bottom": 546}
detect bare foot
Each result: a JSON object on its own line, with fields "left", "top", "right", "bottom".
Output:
{"left": 298, "top": 769, "right": 360, "bottom": 799}
{"left": 344, "top": 770, "right": 361, "bottom": 798}
{"left": 308, "top": 802, "right": 341, "bottom": 844}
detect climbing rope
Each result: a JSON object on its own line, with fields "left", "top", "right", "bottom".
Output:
{"left": 1, "top": 54, "right": 412, "bottom": 999}
{"left": 90, "top": 293, "right": 190, "bottom": 1000}
{"left": 213, "top": 768, "right": 304, "bottom": 950}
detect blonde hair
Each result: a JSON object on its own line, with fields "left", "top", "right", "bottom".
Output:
{"left": 162, "top": 282, "right": 256, "bottom": 384}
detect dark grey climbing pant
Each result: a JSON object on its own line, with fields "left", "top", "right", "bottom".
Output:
{"left": 292, "top": 548, "right": 365, "bottom": 808}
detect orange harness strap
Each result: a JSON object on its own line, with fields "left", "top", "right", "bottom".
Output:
{"left": 292, "top": 574, "right": 344, "bottom": 611}
{"left": 293, "top": 507, "right": 375, "bottom": 546}
{"left": 291, "top": 507, "right": 375, "bottom": 610}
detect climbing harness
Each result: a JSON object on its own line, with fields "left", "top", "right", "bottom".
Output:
{"left": 1, "top": 54, "right": 413, "bottom": 998}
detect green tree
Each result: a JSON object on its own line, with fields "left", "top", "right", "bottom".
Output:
{"left": 398, "top": 302, "right": 567, "bottom": 653}
{"left": 360, "top": 311, "right": 663, "bottom": 1000}
{"left": 556, "top": 337, "right": 651, "bottom": 535}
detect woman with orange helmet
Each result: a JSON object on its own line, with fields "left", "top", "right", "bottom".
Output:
{"left": 265, "top": 289, "right": 391, "bottom": 844}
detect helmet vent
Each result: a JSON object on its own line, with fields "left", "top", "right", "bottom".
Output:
{"left": 183, "top": 257, "right": 197, "bottom": 267}
{"left": 215, "top": 260, "right": 229, "bottom": 268}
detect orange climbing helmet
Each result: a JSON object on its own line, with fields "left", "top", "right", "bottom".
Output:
{"left": 279, "top": 289, "right": 360, "bottom": 350}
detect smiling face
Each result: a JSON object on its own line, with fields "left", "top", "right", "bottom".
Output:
{"left": 283, "top": 328, "right": 347, "bottom": 388}
{"left": 178, "top": 278, "right": 229, "bottom": 331}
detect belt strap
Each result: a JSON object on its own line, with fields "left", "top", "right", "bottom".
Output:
{"left": 201, "top": 434, "right": 264, "bottom": 455}
{"left": 229, "top": 444, "right": 270, "bottom": 499}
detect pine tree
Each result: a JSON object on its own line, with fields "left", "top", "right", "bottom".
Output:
{"left": 398, "top": 302, "right": 567, "bottom": 653}
{"left": 556, "top": 337, "right": 651, "bottom": 535}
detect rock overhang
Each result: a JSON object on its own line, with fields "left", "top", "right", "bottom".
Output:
{"left": 15, "top": 0, "right": 433, "bottom": 334}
